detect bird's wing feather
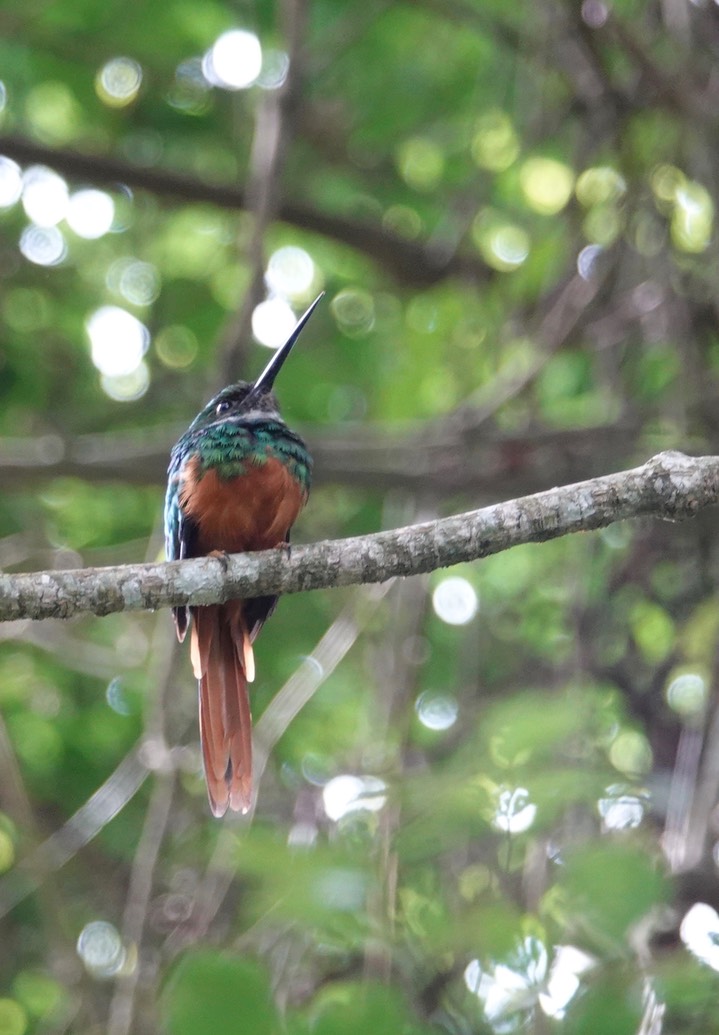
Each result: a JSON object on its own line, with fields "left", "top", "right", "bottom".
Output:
{"left": 164, "top": 454, "right": 198, "bottom": 642}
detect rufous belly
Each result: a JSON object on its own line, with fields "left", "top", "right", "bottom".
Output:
{"left": 180, "top": 454, "right": 306, "bottom": 554}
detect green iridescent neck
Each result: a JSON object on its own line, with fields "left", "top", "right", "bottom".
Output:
{"left": 194, "top": 418, "right": 312, "bottom": 493}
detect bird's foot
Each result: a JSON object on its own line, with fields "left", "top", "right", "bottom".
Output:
{"left": 208, "top": 549, "right": 232, "bottom": 572}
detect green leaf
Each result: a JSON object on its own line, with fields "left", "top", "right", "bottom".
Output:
{"left": 161, "top": 952, "right": 276, "bottom": 1035}
{"left": 565, "top": 973, "right": 642, "bottom": 1035}
{"left": 302, "top": 982, "right": 422, "bottom": 1035}
{"left": 560, "top": 842, "right": 669, "bottom": 947}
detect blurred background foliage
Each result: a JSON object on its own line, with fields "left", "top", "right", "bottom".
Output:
{"left": 2, "top": 0, "right": 719, "bottom": 1032}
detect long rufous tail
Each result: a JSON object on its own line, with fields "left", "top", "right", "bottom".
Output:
{"left": 190, "top": 602, "right": 255, "bottom": 817}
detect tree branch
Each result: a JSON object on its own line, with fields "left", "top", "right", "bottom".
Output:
{"left": 0, "top": 451, "right": 716, "bottom": 623}
{"left": 0, "top": 133, "right": 490, "bottom": 286}
{"left": 0, "top": 415, "right": 651, "bottom": 498}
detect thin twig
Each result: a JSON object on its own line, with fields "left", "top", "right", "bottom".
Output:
{"left": 364, "top": 568, "right": 429, "bottom": 983}
{"left": 166, "top": 583, "right": 392, "bottom": 951}
{"left": 0, "top": 747, "right": 149, "bottom": 918}
{"left": 105, "top": 770, "right": 175, "bottom": 1035}
{"left": 0, "top": 586, "right": 182, "bottom": 922}
{"left": 215, "top": 0, "right": 309, "bottom": 385}
{"left": 105, "top": 598, "right": 182, "bottom": 1035}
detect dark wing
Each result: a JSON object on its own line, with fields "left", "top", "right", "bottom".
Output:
{"left": 243, "top": 530, "right": 291, "bottom": 642}
{"left": 164, "top": 452, "right": 198, "bottom": 643}
{"left": 244, "top": 594, "right": 279, "bottom": 641}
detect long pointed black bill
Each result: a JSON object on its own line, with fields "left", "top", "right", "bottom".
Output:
{"left": 250, "top": 292, "right": 324, "bottom": 397}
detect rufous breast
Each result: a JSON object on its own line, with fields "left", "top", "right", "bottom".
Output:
{"left": 180, "top": 454, "right": 306, "bottom": 554}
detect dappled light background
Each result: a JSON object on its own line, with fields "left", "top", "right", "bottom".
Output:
{"left": 3, "top": 1, "right": 719, "bottom": 1033}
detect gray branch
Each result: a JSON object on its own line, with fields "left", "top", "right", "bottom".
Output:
{"left": 1, "top": 451, "right": 717, "bottom": 623}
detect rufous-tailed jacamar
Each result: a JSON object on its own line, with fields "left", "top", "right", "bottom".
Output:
{"left": 164, "top": 295, "right": 320, "bottom": 817}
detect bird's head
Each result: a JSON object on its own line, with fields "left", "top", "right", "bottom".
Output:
{"left": 188, "top": 292, "right": 323, "bottom": 431}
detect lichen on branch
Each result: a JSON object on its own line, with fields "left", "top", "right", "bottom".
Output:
{"left": 0, "top": 451, "right": 717, "bottom": 623}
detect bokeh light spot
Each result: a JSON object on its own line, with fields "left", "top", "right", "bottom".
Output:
{"left": 8, "top": 714, "right": 62, "bottom": 775}
{"left": 493, "top": 787, "right": 537, "bottom": 833}
{"left": 471, "top": 110, "right": 520, "bottom": 171}
{"left": 465, "top": 936, "right": 550, "bottom": 1021}
{"left": 96, "top": 57, "right": 142, "bottom": 107}
{"left": 203, "top": 30, "right": 262, "bottom": 90}
{"left": 582, "top": 0, "right": 609, "bottom": 27}
{"left": 252, "top": 297, "right": 297, "bottom": 348}
{"left": 432, "top": 577, "right": 478, "bottom": 625}
{"left": 106, "top": 258, "right": 160, "bottom": 306}
{"left": 0, "top": 828, "right": 15, "bottom": 873}
{"left": 520, "top": 157, "right": 575, "bottom": 215}
{"left": 648, "top": 165, "right": 712, "bottom": 251}
{"left": 167, "top": 59, "right": 211, "bottom": 116}
{"left": 541, "top": 946, "right": 594, "bottom": 1019}
{"left": 301, "top": 753, "right": 332, "bottom": 786}
{"left": 0, "top": 999, "right": 27, "bottom": 1035}
{"left": 406, "top": 295, "right": 438, "bottom": 334}
{"left": 576, "top": 166, "right": 626, "bottom": 206}
{"left": 672, "top": 181, "right": 713, "bottom": 253}
{"left": 598, "top": 784, "right": 647, "bottom": 830}
{"left": 681, "top": 903, "right": 719, "bottom": 971}
{"left": 331, "top": 289, "right": 375, "bottom": 337}
{"left": 383, "top": 204, "right": 422, "bottom": 239}
{"left": 19, "top": 225, "right": 66, "bottom": 266}
{"left": 101, "top": 362, "right": 150, "bottom": 402}
{"left": 22, "top": 166, "right": 69, "bottom": 227}
{"left": 86, "top": 306, "right": 149, "bottom": 377}
{"left": 609, "top": 729, "right": 653, "bottom": 776}
{"left": 396, "top": 136, "right": 444, "bottom": 191}
{"left": 322, "top": 774, "right": 387, "bottom": 821}
{"left": 257, "top": 49, "right": 289, "bottom": 90}
{"left": 489, "top": 226, "right": 530, "bottom": 269}
{"left": 473, "top": 214, "right": 530, "bottom": 271}
{"left": 266, "top": 246, "right": 315, "bottom": 299}
{"left": 0, "top": 157, "right": 22, "bottom": 208}
{"left": 666, "top": 670, "right": 708, "bottom": 719}
{"left": 577, "top": 244, "right": 603, "bottom": 280}
{"left": 651, "top": 164, "right": 685, "bottom": 203}
{"left": 106, "top": 677, "right": 131, "bottom": 716}
{"left": 155, "top": 325, "right": 198, "bottom": 369}
{"left": 415, "top": 691, "right": 458, "bottom": 731}
{"left": 25, "top": 82, "right": 82, "bottom": 144}
{"left": 76, "top": 921, "right": 126, "bottom": 978}
{"left": 582, "top": 204, "right": 623, "bottom": 246}
{"left": 66, "top": 189, "right": 115, "bottom": 239}
{"left": 13, "top": 971, "right": 65, "bottom": 1019}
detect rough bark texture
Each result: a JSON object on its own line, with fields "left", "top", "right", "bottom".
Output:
{"left": 1, "top": 451, "right": 717, "bottom": 623}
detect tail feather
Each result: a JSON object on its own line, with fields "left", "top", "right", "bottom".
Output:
{"left": 226, "top": 641, "right": 253, "bottom": 813}
{"left": 191, "top": 603, "right": 254, "bottom": 817}
{"left": 228, "top": 604, "right": 256, "bottom": 687}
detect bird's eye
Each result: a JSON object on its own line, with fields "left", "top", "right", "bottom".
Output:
{"left": 216, "top": 400, "right": 232, "bottom": 415}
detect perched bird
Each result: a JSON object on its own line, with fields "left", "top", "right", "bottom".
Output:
{"left": 164, "top": 295, "right": 320, "bottom": 816}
